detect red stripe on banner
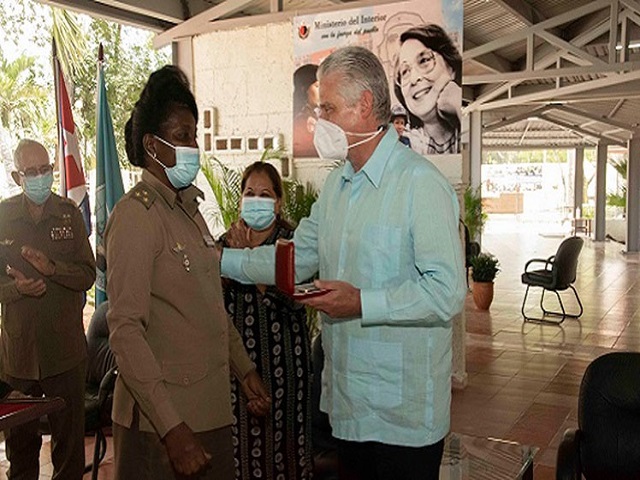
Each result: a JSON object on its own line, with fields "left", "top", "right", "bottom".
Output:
{"left": 57, "top": 65, "right": 75, "bottom": 135}
{"left": 56, "top": 61, "right": 86, "bottom": 194}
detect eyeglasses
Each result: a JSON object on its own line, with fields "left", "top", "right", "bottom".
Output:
{"left": 18, "top": 164, "right": 54, "bottom": 178}
{"left": 395, "top": 50, "right": 436, "bottom": 87}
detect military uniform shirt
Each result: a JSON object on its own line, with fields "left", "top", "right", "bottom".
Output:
{"left": 0, "top": 193, "right": 95, "bottom": 380}
{"left": 105, "top": 171, "right": 255, "bottom": 438}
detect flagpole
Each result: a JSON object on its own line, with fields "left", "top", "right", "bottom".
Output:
{"left": 52, "top": 39, "right": 65, "bottom": 193}
{"left": 94, "top": 42, "right": 124, "bottom": 306}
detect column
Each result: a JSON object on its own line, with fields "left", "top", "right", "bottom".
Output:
{"left": 453, "top": 187, "right": 467, "bottom": 390}
{"left": 470, "top": 111, "right": 482, "bottom": 190}
{"left": 627, "top": 136, "right": 640, "bottom": 252}
{"left": 172, "top": 39, "right": 194, "bottom": 85}
{"left": 594, "top": 142, "right": 608, "bottom": 241}
{"left": 574, "top": 147, "right": 584, "bottom": 217}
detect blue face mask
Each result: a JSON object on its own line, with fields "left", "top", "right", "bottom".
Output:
{"left": 241, "top": 197, "right": 276, "bottom": 231}
{"left": 152, "top": 135, "right": 200, "bottom": 189}
{"left": 23, "top": 172, "right": 53, "bottom": 205}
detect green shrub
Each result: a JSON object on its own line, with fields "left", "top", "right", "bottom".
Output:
{"left": 470, "top": 253, "right": 500, "bottom": 283}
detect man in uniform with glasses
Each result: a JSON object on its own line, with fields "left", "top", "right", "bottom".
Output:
{"left": 0, "top": 139, "right": 95, "bottom": 479}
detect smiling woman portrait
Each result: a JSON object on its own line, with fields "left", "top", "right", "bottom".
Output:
{"left": 394, "top": 24, "right": 462, "bottom": 155}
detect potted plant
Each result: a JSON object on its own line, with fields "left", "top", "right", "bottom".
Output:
{"left": 469, "top": 253, "right": 500, "bottom": 310}
{"left": 464, "top": 185, "right": 487, "bottom": 242}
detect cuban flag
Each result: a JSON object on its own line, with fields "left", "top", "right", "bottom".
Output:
{"left": 54, "top": 50, "right": 91, "bottom": 236}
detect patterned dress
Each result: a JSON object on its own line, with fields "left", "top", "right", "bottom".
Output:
{"left": 221, "top": 223, "right": 313, "bottom": 480}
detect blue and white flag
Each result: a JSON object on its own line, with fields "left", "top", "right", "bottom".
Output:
{"left": 95, "top": 44, "right": 124, "bottom": 306}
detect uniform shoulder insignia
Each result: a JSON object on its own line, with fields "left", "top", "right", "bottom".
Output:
{"left": 130, "top": 183, "right": 156, "bottom": 209}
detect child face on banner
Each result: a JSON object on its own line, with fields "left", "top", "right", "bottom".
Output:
{"left": 397, "top": 38, "right": 455, "bottom": 122}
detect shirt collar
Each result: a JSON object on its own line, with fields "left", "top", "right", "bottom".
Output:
{"left": 8, "top": 193, "right": 65, "bottom": 221}
{"left": 341, "top": 126, "right": 397, "bottom": 189}
{"left": 141, "top": 170, "right": 203, "bottom": 215}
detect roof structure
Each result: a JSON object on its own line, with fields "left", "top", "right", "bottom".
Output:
{"left": 37, "top": 0, "right": 640, "bottom": 149}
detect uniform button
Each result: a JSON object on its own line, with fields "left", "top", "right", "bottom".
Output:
{"left": 182, "top": 376, "right": 190, "bottom": 385}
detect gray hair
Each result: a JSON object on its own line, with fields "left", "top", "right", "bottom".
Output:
{"left": 13, "top": 139, "right": 47, "bottom": 169}
{"left": 318, "top": 46, "right": 391, "bottom": 125}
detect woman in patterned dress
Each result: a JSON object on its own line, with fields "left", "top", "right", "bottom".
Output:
{"left": 220, "top": 162, "right": 313, "bottom": 480}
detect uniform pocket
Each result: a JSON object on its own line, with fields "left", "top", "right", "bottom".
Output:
{"left": 347, "top": 337, "right": 403, "bottom": 410}
{"left": 162, "top": 361, "right": 209, "bottom": 387}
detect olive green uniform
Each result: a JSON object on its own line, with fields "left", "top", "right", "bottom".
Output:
{"left": 105, "top": 171, "right": 255, "bottom": 479}
{"left": 0, "top": 193, "right": 96, "bottom": 480}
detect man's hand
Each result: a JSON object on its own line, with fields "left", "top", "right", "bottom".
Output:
{"left": 21, "top": 246, "right": 55, "bottom": 276}
{"left": 299, "top": 280, "right": 361, "bottom": 319}
{"left": 163, "top": 422, "right": 212, "bottom": 476}
{"left": 6, "top": 266, "right": 46, "bottom": 297}
{"left": 241, "top": 370, "right": 271, "bottom": 416}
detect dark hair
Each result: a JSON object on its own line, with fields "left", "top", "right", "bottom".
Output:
{"left": 394, "top": 24, "right": 462, "bottom": 130}
{"left": 241, "top": 162, "right": 294, "bottom": 229}
{"left": 293, "top": 64, "right": 318, "bottom": 114}
{"left": 390, "top": 113, "right": 408, "bottom": 123}
{"left": 124, "top": 65, "right": 198, "bottom": 168}
{"left": 241, "top": 162, "right": 283, "bottom": 200}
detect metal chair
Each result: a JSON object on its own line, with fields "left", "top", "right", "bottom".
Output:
{"left": 521, "top": 236, "right": 584, "bottom": 324}
{"left": 84, "top": 301, "right": 118, "bottom": 480}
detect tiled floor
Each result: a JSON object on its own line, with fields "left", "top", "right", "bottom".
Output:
{"left": 1, "top": 216, "right": 639, "bottom": 479}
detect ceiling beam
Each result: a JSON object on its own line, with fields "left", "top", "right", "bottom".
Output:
{"left": 92, "top": 0, "right": 184, "bottom": 22}
{"left": 539, "top": 113, "right": 626, "bottom": 145}
{"left": 620, "top": 0, "right": 640, "bottom": 16}
{"left": 465, "top": 0, "right": 609, "bottom": 60}
{"left": 463, "top": 60, "right": 640, "bottom": 84}
{"left": 549, "top": 104, "right": 634, "bottom": 131}
{"left": 536, "top": 29, "right": 608, "bottom": 67}
{"left": 468, "top": 14, "right": 613, "bottom": 110}
{"left": 154, "top": 0, "right": 258, "bottom": 48}
{"left": 37, "top": 0, "right": 175, "bottom": 31}
{"left": 491, "top": 0, "right": 546, "bottom": 25}
{"left": 464, "top": 39, "right": 513, "bottom": 73}
{"left": 483, "top": 106, "right": 551, "bottom": 131}
{"left": 467, "top": 63, "right": 640, "bottom": 113}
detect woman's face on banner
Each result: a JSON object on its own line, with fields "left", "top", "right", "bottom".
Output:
{"left": 307, "top": 81, "right": 320, "bottom": 108}
{"left": 397, "top": 38, "right": 454, "bottom": 122}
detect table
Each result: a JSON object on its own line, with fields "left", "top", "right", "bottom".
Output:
{"left": 0, "top": 397, "right": 65, "bottom": 430}
{"left": 440, "top": 432, "right": 537, "bottom": 480}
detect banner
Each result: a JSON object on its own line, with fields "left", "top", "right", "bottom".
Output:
{"left": 95, "top": 44, "right": 124, "bottom": 306}
{"left": 54, "top": 50, "right": 92, "bottom": 235}
{"left": 293, "top": 0, "right": 463, "bottom": 159}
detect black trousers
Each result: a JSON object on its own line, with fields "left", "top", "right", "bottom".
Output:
{"left": 337, "top": 437, "right": 445, "bottom": 480}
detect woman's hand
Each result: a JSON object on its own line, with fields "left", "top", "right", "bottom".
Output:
{"left": 225, "top": 221, "right": 252, "bottom": 249}
{"left": 163, "top": 422, "right": 212, "bottom": 476}
{"left": 241, "top": 370, "right": 272, "bottom": 416}
{"left": 436, "top": 79, "right": 462, "bottom": 124}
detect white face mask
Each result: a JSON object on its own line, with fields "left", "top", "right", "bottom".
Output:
{"left": 313, "top": 118, "right": 383, "bottom": 161}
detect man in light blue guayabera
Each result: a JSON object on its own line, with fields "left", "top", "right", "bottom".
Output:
{"left": 221, "top": 46, "right": 466, "bottom": 480}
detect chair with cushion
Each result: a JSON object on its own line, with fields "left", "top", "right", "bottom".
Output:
{"left": 84, "top": 301, "right": 118, "bottom": 480}
{"left": 556, "top": 352, "right": 640, "bottom": 480}
{"left": 521, "top": 236, "right": 584, "bottom": 324}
